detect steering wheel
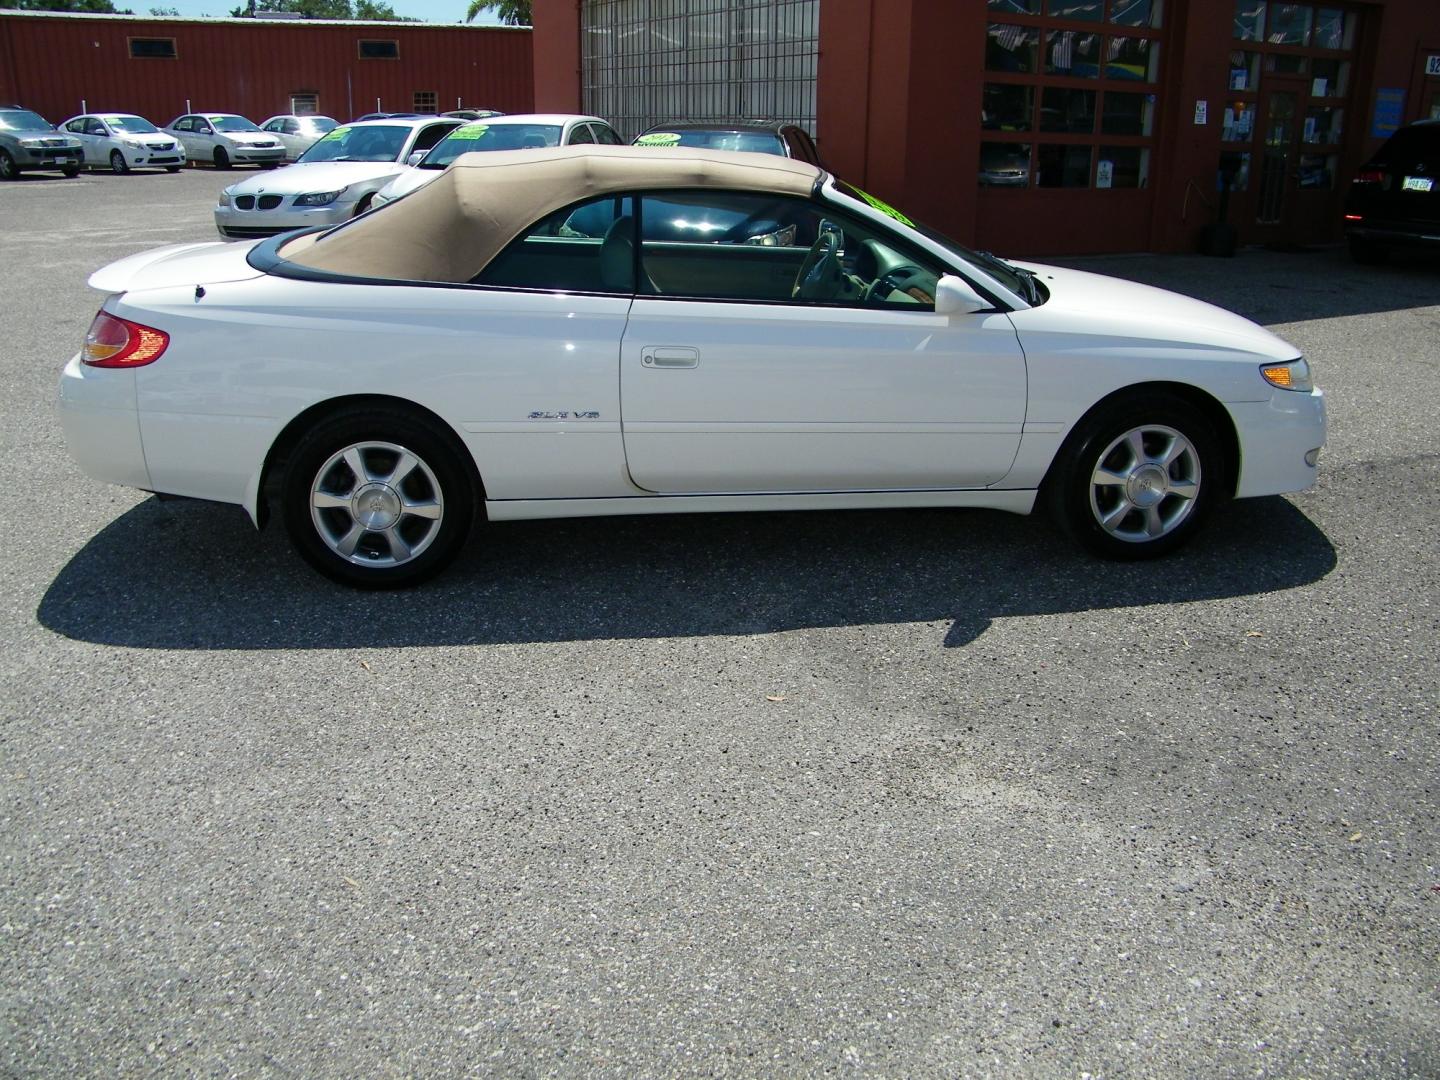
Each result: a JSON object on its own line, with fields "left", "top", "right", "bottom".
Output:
{"left": 791, "top": 229, "right": 842, "bottom": 300}
{"left": 865, "top": 266, "right": 934, "bottom": 305}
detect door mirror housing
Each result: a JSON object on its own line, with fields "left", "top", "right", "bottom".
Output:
{"left": 406, "top": 150, "right": 425, "bottom": 167}
{"left": 934, "top": 274, "right": 990, "bottom": 315}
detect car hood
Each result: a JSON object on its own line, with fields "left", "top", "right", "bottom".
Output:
{"left": 11, "top": 130, "right": 81, "bottom": 143}
{"left": 88, "top": 241, "right": 265, "bottom": 295}
{"left": 1012, "top": 262, "right": 1300, "bottom": 361}
{"left": 228, "top": 160, "right": 401, "bottom": 195}
{"left": 376, "top": 166, "right": 440, "bottom": 201}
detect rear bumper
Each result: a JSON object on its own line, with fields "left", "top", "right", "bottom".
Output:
{"left": 56, "top": 354, "right": 152, "bottom": 491}
{"left": 1346, "top": 222, "right": 1440, "bottom": 249}
{"left": 1228, "top": 388, "right": 1326, "bottom": 499}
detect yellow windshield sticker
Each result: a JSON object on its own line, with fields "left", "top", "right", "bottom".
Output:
{"left": 448, "top": 125, "right": 489, "bottom": 141}
{"left": 318, "top": 126, "right": 349, "bottom": 142}
{"left": 636, "top": 132, "right": 682, "bottom": 147}
{"left": 852, "top": 187, "right": 915, "bottom": 228}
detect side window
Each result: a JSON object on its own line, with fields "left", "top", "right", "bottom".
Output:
{"left": 87, "top": 120, "right": 107, "bottom": 136}
{"left": 65, "top": 119, "right": 86, "bottom": 134}
{"left": 411, "top": 122, "right": 456, "bottom": 154}
{"left": 195, "top": 120, "right": 212, "bottom": 134}
{"left": 474, "top": 195, "right": 635, "bottom": 294}
{"left": 173, "top": 118, "right": 191, "bottom": 132}
{"left": 568, "top": 124, "right": 595, "bottom": 145}
{"left": 636, "top": 191, "right": 942, "bottom": 308}
{"left": 593, "top": 123, "right": 622, "bottom": 146}
{"left": 283, "top": 120, "right": 301, "bottom": 135}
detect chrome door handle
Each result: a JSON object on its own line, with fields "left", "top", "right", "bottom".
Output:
{"left": 641, "top": 346, "right": 699, "bottom": 369}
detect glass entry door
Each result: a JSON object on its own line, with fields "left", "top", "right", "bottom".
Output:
{"left": 1255, "top": 78, "right": 1306, "bottom": 236}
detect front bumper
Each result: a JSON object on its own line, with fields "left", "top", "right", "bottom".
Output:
{"left": 1228, "top": 387, "right": 1326, "bottom": 499}
{"left": 57, "top": 354, "right": 152, "bottom": 491}
{"left": 125, "top": 143, "right": 186, "bottom": 168}
{"left": 16, "top": 145, "right": 82, "bottom": 169}
{"left": 213, "top": 197, "right": 358, "bottom": 239}
{"left": 226, "top": 145, "right": 286, "bottom": 164}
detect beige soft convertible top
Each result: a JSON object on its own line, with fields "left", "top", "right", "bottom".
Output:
{"left": 277, "top": 144, "right": 824, "bottom": 283}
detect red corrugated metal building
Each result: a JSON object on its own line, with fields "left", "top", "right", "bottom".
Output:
{"left": 0, "top": 10, "right": 533, "bottom": 125}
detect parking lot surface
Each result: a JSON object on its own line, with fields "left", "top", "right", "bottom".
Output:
{"left": 3, "top": 167, "right": 1438, "bottom": 1077}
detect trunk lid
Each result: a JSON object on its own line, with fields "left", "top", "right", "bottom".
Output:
{"left": 88, "top": 241, "right": 266, "bottom": 295}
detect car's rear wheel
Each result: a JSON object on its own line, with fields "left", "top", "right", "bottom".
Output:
{"left": 213, "top": 147, "right": 230, "bottom": 169}
{"left": 109, "top": 150, "right": 129, "bottom": 175}
{"left": 282, "top": 408, "right": 474, "bottom": 588}
{"left": 0, "top": 151, "right": 19, "bottom": 180}
{"left": 1048, "top": 392, "right": 1221, "bottom": 560}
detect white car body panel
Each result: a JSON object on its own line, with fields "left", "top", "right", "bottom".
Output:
{"left": 59, "top": 190, "right": 1325, "bottom": 538}
{"left": 259, "top": 115, "right": 338, "bottom": 161}
{"left": 61, "top": 114, "right": 186, "bottom": 171}
{"left": 618, "top": 299, "right": 1026, "bottom": 492}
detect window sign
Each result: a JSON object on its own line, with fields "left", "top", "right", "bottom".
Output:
{"left": 1371, "top": 88, "right": 1405, "bottom": 138}
{"left": 1427, "top": 56, "right": 1440, "bottom": 76}
{"left": 1096, "top": 158, "right": 1114, "bottom": 187}
{"left": 1194, "top": 100, "right": 1208, "bottom": 124}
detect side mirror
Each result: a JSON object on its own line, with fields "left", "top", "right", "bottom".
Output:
{"left": 934, "top": 274, "right": 990, "bottom": 315}
{"left": 406, "top": 150, "right": 425, "bottom": 167}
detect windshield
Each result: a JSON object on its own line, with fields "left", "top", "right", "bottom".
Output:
{"left": 420, "top": 123, "right": 563, "bottom": 168}
{"left": 829, "top": 180, "right": 1040, "bottom": 303}
{"left": 106, "top": 116, "right": 160, "bottom": 134}
{"left": 634, "top": 129, "right": 785, "bottom": 155}
{"left": 299, "top": 124, "right": 409, "bottom": 163}
{"left": 211, "top": 116, "right": 261, "bottom": 132}
{"left": 0, "top": 110, "right": 53, "bottom": 131}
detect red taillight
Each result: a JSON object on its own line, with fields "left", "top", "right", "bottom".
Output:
{"left": 1343, "top": 213, "right": 1363, "bottom": 221}
{"left": 1354, "top": 168, "right": 1386, "bottom": 184}
{"left": 82, "top": 311, "right": 169, "bottom": 368}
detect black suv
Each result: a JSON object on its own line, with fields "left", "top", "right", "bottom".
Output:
{"left": 1344, "top": 119, "right": 1439, "bottom": 262}
{"left": 0, "top": 106, "right": 83, "bottom": 180}
{"left": 632, "top": 121, "right": 822, "bottom": 167}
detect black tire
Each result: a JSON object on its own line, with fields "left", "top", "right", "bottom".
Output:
{"left": 109, "top": 150, "right": 129, "bottom": 175}
{"left": 61, "top": 165, "right": 80, "bottom": 178}
{"left": 165, "top": 165, "right": 180, "bottom": 173}
{"left": 1348, "top": 236, "right": 1388, "bottom": 265}
{"left": 282, "top": 407, "right": 476, "bottom": 588}
{"left": 0, "top": 151, "right": 19, "bottom": 180}
{"left": 1047, "top": 392, "right": 1222, "bottom": 560}
{"left": 213, "top": 147, "right": 230, "bottom": 170}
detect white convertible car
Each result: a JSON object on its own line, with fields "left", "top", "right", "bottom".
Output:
{"left": 58, "top": 147, "right": 1325, "bottom": 587}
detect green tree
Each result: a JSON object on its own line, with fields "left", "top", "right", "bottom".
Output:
{"left": 229, "top": 0, "right": 410, "bottom": 18}
{"left": 12, "top": 0, "right": 134, "bottom": 11}
{"left": 465, "top": 0, "right": 529, "bottom": 25}
{"left": 149, "top": 4, "right": 180, "bottom": 12}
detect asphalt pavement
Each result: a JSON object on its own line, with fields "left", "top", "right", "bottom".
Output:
{"left": 2, "top": 167, "right": 1438, "bottom": 1078}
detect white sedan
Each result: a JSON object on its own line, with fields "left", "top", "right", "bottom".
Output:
{"left": 163, "top": 113, "right": 285, "bottom": 169}
{"left": 58, "top": 147, "right": 1326, "bottom": 587}
{"left": 258, "top": 114, "right": 339, "bottom": 161}
{"left": 213, "top": 117, "right": 463, "bottom": 239}
{"left": 59, "top": 113, "right": 186, "bottom": 173}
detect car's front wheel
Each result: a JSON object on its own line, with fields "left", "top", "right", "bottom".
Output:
{"left": 1048, "top": 393, "right": 1221, "bottom": 560}
{"left": 213, "top": 147, "right": 230, "bottom": 169}
{"left": 282, "top": 408, "right": 475, "bottom": 588}
{"left": 109, "top": 150, "right": 129, "bottom": 175}
{"left": 0, "top": 151, "right": 19, "bottom": 180}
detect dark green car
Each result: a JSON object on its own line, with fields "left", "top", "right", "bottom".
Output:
{"left": 0, "top": 107, "right": 84, "bottom": 180}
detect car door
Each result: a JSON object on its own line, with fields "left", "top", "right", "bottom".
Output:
{"left": 86, "top": 118, "right": 112, "bottom": 160}
{"left": 63, "top": 118, "right": 94, "bottom": 161}
{"left": 618, "top": 190, "right": 1027, "bottom": 494}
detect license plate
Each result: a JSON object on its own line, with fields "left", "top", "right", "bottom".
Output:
{"left": 1402, "top": 176, "right": 1434, "bottom": 192}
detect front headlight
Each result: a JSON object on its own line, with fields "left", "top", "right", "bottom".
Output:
{"left": 1260, "top": 357, "right": 1313, "bottom": 393}
{"left": 123, "top": 139, "right": 143, "bottom": 149}
{"left": 217, "top": 188, "right": 233, "bottom": 207}
{"left": 293, "top": 187, "right": 347, "bottom": 207}
{"left": 18, "top": 138, "right": 44, "bottom": 148}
